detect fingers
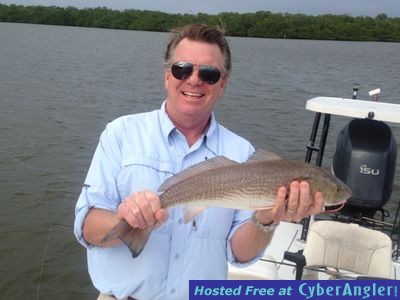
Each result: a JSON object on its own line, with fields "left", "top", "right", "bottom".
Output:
{"left": 154, "top": 209, "right": 169, "bottom": 228}
{"left": 286, "top": 181, "right": 300, "bottom": 216}
{"left": 273, "top": 186, "right": 287, "bottom": 223}
{"left": 278, "top": 181, "right": 324, "bottom": 223}
{"left": 118, "top": 190, "right": 168, "bottom": 229}
{"left": 308, "top": 191, "right": 324, "bottom": 215}
{"left": 139, "top": 190, "right": 159, "bottom": 226}
{"left": 293, "top": 181, "right": 312, "bottom": 222}
{"left": 253, "top": 186, "right": 287, "bottom": 225}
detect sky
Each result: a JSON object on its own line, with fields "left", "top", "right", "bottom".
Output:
{"left": 1, "top": 0, "right": 400, "bottom": 17}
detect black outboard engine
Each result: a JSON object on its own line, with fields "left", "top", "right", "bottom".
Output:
{"left": 332, "top": 118, "right": 397, "bottom": 217}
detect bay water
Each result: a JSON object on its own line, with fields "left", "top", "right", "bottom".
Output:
{"left": 1, "top": 22, "right": 399, "bottom": 298}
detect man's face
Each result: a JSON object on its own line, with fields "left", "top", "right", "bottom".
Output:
{"left": 164, "top": 38, "right": 227, "bottom": 123}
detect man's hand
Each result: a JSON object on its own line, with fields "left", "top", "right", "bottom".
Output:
{"left": 118, "top": 190, "right": 169, "bottom": 229}
{"left": 255, "top": 181, "right": 324, "bottom": 225}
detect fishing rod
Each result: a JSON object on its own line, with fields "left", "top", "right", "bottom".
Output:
{"left": 303, "top": 265, "right": 393, "bottom": 280}
{"left": 36, "top": 223, "right": 73, "bottom": 300}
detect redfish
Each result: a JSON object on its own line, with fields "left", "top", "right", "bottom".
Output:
{"left": 101, "top": 149, "right": 351, "bottom": 257}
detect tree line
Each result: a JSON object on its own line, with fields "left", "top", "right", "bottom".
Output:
{"left": 1, "top": 4, "right": 400, "bottom": 42}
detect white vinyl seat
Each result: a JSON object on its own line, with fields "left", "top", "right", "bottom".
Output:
{"left": 303, "top": 220, "right": 393, "bottom": 279}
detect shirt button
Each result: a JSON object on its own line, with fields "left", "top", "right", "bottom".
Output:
{"left": 177, "top": 218, "right": 182, "bottom": 224}
{"left": 171, "top": 288, "right": 176, "bottom": 293}
{"left": 174, "top": 254, "right": 180, "bottom": 260}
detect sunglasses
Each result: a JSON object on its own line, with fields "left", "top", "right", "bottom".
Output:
{"left": 170, "top": 61, "right": 222, "bottom": 85}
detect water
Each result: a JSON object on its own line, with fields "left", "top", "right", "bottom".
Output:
{"left": 0, "top": 22, "right": 399, "bottom": 298}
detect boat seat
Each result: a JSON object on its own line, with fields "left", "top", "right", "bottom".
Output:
{"left": 302, "top": 220, "right": 392, "bottom": 279}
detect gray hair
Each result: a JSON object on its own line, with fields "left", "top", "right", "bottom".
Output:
{"left": 164, "top": 24, "right": 231, "bottom": 76}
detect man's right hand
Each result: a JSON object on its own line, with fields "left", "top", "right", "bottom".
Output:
{"left": 117, "top": 190, "right": 169, "bottom": 229}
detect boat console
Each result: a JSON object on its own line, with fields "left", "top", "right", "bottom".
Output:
{"left": 229, "top": 91, "right": 400, "bottom": 280}
{"left": 304, "top": 94, "right": 400, "bottom": 260}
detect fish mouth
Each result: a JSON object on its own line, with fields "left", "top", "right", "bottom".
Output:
{"left": 324, "top": 202, "right": 345, "bottom": 212}
{"left": 323, "top": 190, "right": 351, "bottom": 212}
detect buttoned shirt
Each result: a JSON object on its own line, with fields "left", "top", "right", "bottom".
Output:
{"left": 74, "top": 101, "right": 256, "bottom": 300}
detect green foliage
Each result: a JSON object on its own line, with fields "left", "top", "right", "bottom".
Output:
{"left": 1, "top": 4, "right": 399, "bottom": 42}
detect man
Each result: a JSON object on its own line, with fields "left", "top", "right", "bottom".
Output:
{"left": 74, "top": 24, "right": 324, "bottom": 300}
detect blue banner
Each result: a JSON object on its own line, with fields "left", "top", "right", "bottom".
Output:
{"left": 189, "top": 280, "right": 399, "bottom": 300}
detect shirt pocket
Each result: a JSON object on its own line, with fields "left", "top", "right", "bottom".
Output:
{"left": 117, "top": 157, "right": 175, "bottom": 201}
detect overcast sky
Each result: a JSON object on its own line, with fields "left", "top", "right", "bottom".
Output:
{"left": 1, "top": 0, "right": 400, "bottom": 17}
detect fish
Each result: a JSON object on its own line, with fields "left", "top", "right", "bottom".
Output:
{"left": 101, "top": 149, "right": 351, "bottom": 257}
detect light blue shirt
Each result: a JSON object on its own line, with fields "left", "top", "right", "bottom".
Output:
{"left": 74, "top": 101, "right": 256, "bottom": 300}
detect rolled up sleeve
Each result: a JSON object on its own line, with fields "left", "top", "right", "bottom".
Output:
{"left": 74, "top": 121, "right": 123, "bottom": 248}
{"left": 226, "top": 210, "right": 264, "bottom": 267}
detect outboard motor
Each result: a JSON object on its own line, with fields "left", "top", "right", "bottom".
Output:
{"left": 332, "top": 118, "right": 397, "bottom": 217}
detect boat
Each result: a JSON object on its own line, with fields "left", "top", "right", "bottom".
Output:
{"left": 229, "top": 87, "right": 400, "bottom": 280}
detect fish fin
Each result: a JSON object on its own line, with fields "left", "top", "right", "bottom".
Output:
{"left": 101, "top": 219, "right": 132, "bottom": 244}
{"left": 246, "top": 149, "right": 282, "bottom": 163}
{"left": 158, "top": 156, "right": 238, "bottom": 192}
{"left": 121, "top": 227, "right": 153, "bottom": 258}
{"left": 101, "top": 220, "right": 152, "bottom": 258}
{"left": 182, "top": 206, "right": 208, "bottom": 223}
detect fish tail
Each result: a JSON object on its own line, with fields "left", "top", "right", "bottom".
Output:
{"left": 101, "top": 219, "right": 132, "bottom": 244}
{"left": 121, "top": 227, "right": 153, "bottom": 258}
{"left": 101, "top": 219, "right": 153, "bottom": 258}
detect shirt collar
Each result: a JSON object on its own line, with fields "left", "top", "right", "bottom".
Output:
{"left": 159, "top": 100, "right": 176, "bottom": 139}
{"left": 159, "top": 100, "right": 219, "bottom": 154}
